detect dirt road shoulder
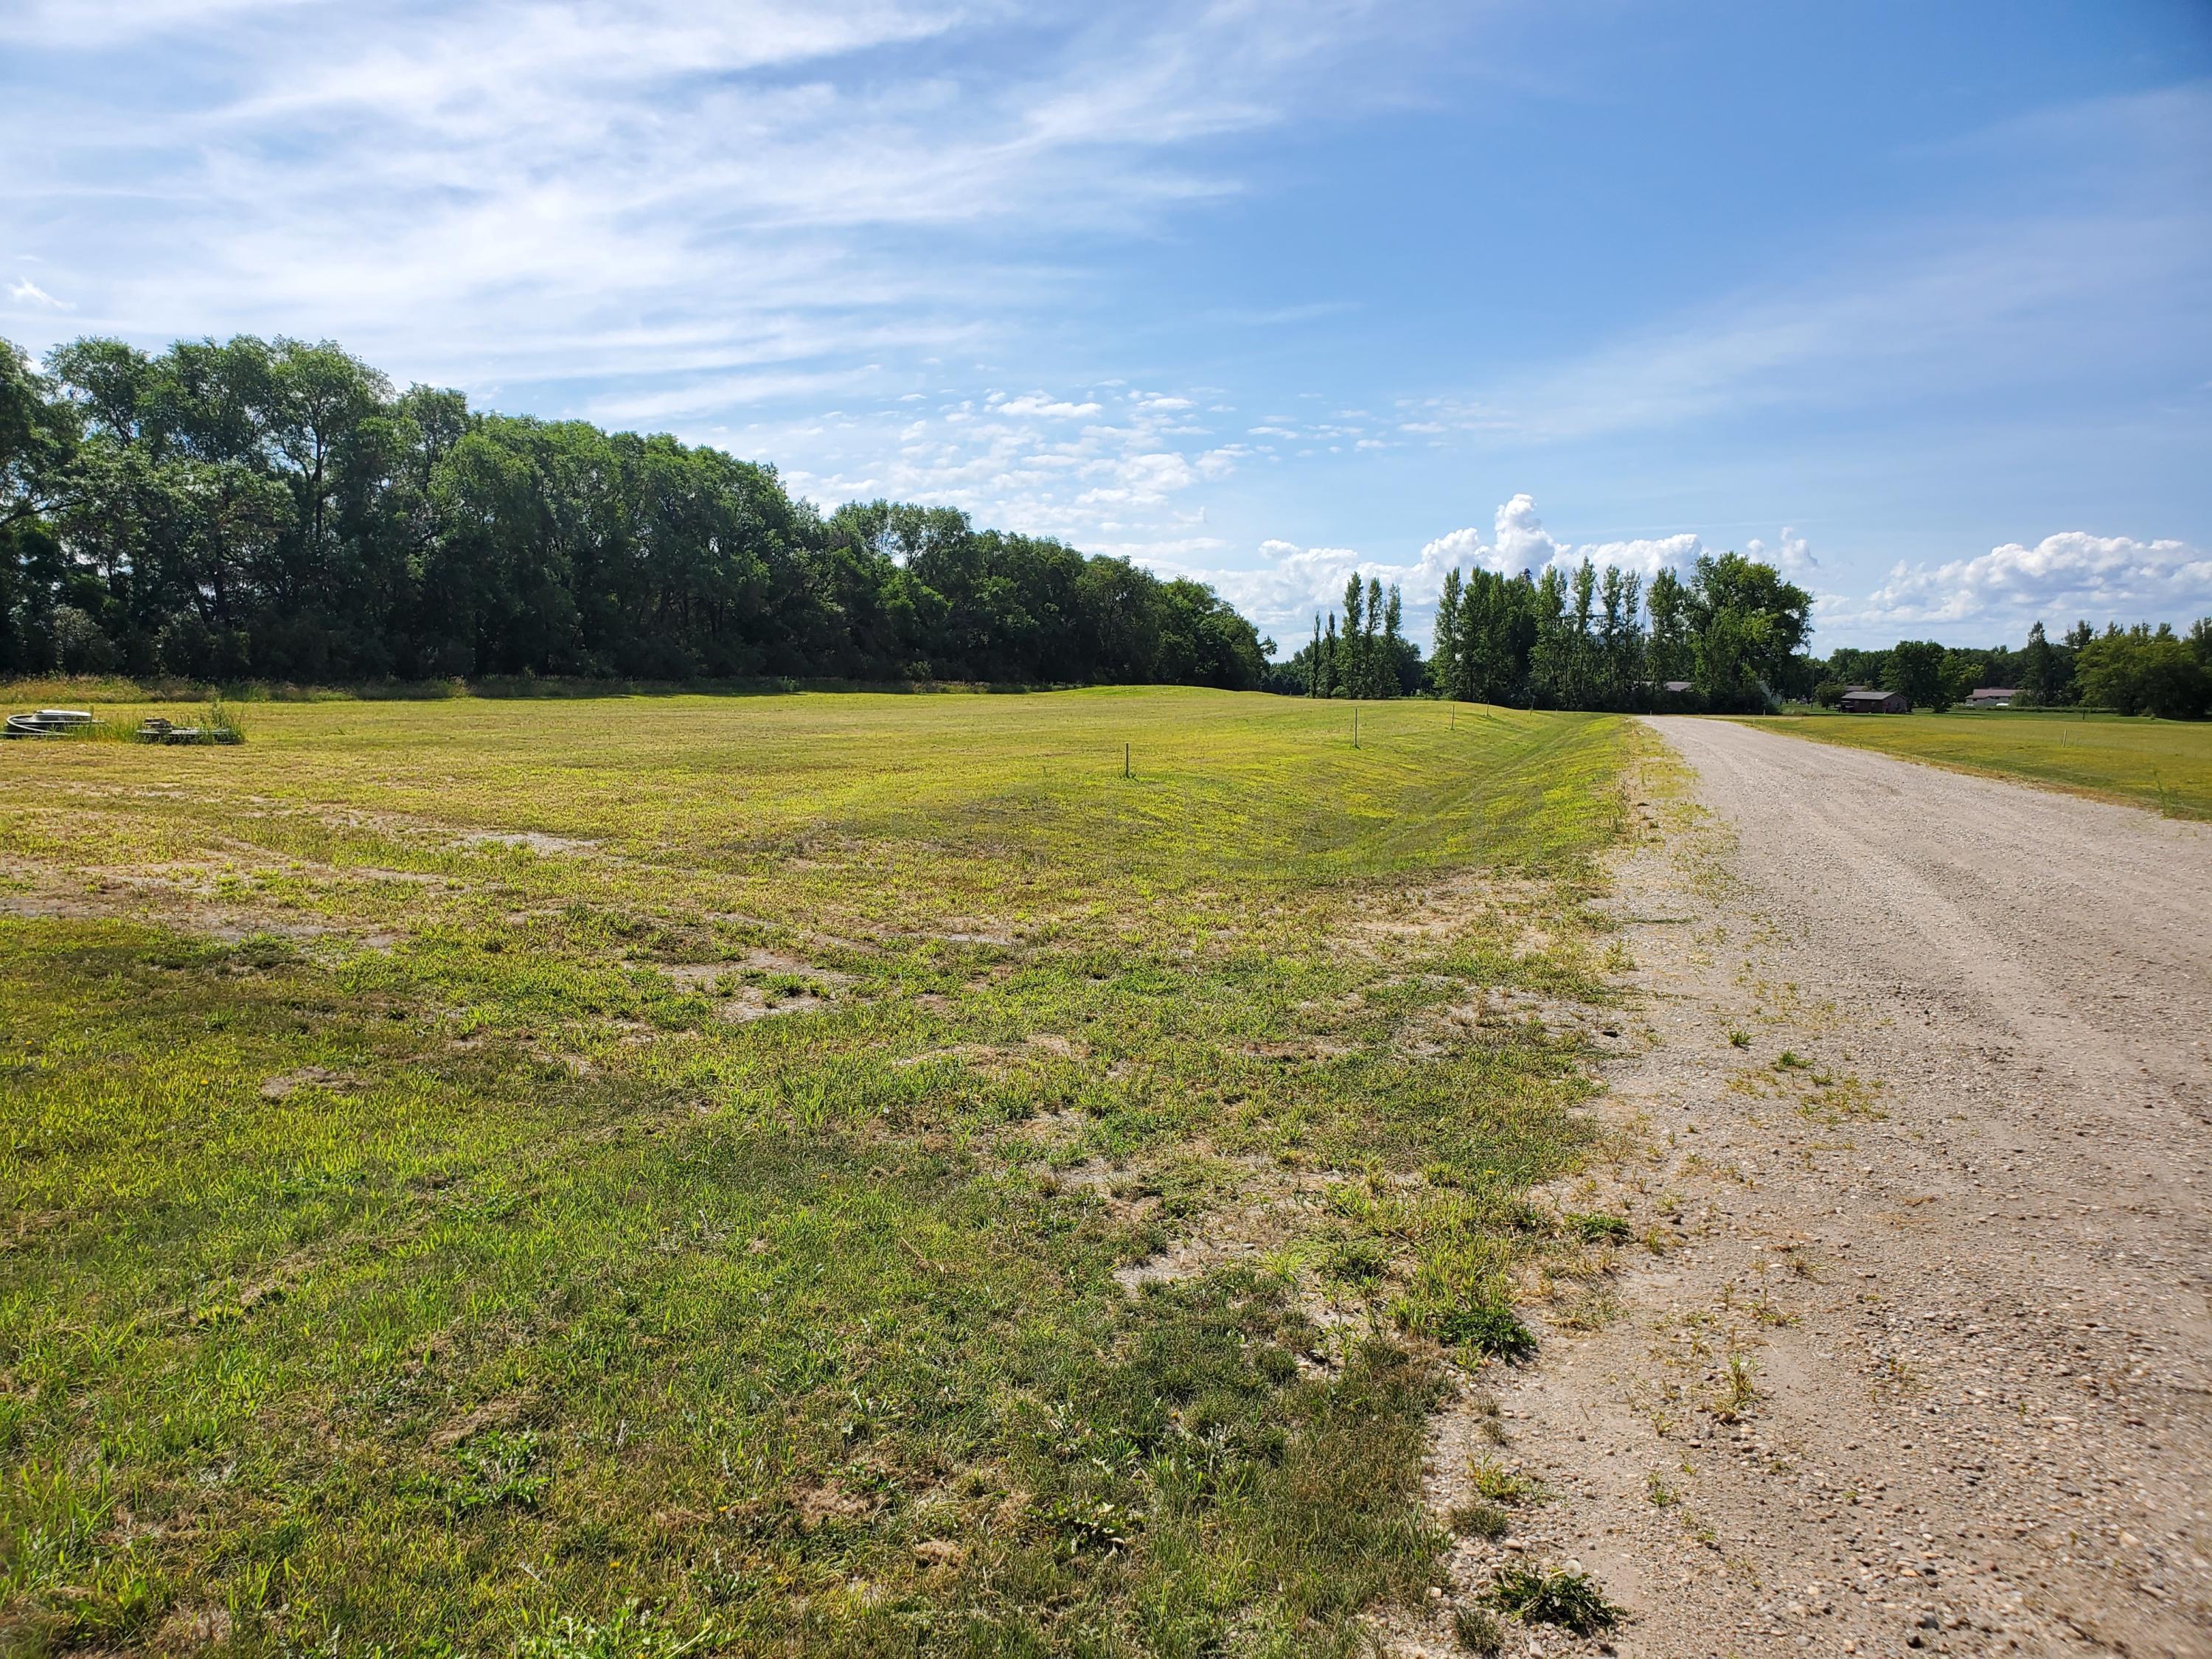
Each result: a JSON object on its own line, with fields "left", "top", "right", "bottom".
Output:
{"left": 1420, "top": 716, "right": 2212, "bottom": 1658}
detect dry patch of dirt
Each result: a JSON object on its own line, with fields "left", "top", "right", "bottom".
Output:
{"left": 259, "top": 1066, "right": 361, "bottom": 1102}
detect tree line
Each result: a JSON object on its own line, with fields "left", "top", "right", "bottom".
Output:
{"left": 1268, "top": 552, "right": 1816, "bottom": 714}
{"left": 1819, "top": 619, "right": 2212, "bottom": 720}
{"left": 0, "top": 334, "right": 1267, "bottom": 689}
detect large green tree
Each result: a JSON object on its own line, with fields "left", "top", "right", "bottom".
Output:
{"left": 1, "top": 331, "right": 1268, "bottom": 691}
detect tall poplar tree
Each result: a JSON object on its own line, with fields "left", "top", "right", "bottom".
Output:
{"left": 1432, "top": 568, "right": 1463, "bottom": 697}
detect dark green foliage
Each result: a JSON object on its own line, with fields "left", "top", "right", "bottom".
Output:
{"left": 1481, "top": 1564, "right": 1625, "bottom": 1634}
{"left": 0, "top": 332, "right": 1267, "bottom": 689}
{"left": 1274, "top": 577, "right": 1421, "bottom": 699}
{"left": 2075, "top": 623, "right": 2211, "bottom": 720}
{"left": 1882, "top": 639, "right": 1950, "bottom": 711}
{"left": 1402, "top": 550, "right": 1811, "bottom": 713}
{"left": 1814, "top": 617, "right": 2210, "bottom": 720}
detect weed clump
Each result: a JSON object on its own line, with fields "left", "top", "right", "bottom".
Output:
{"left": 1714, "top": 1352, "right": 1761, "bottom": 1422}
{"left": 516, "top": 1602, "right": 711, "bottom": 1658}
{"left": 1565, "top": 1211, "right": 1631, "bottom": 1244}
{"left": 1466, "top": 1458, "right": 1543, "bottom": 1506}
{"left": 203, "top": 695, "right": 246, "bottom": 744}
{"left": 1430, "top": 1302, "right": 1537, "bottom": 1363}
{"left": 1448, "top": 1499, "right": 1510, "bottom": 1540}
{"left": 1453, "top": 1603, "right": 1506, "bottom": 1654}
{"left": 1321, "top": 1236, "right": 1388, "bottom": 1286}
{"left": 1481, "top": 1563, "right": 1625, "bottom": 1635}
{"left": 450, "top": 1429, "right": 550, "bottom": 1512}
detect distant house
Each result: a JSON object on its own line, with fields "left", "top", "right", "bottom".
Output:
{"left": 1840, "top": 687, "right": 1909, "bottom": 714}
{"left": 1662, "top": 680, "right": 1694, "bottom": 695}
{"left": 1965, "top": 686, "right": 2021, "bottom": 709}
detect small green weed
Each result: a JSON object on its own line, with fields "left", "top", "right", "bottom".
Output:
{"left": 1321, "top": 1236, "right": 1389, "bottom": 1287}
{"left": 1036, "top": 1495, "right": 1141, "bottom": 1558}
{"left": 1448, "top": 1499, "right": 1510, "bottom": 1540}
{"left": 451, "top": 1429, "right": 550, "bottom": 1512}
{"left": 1430, "top": 1303, "right": 1537, "bottom": 1363}
{"left": 1565, "top": 1211, "right": 1631, "bottom": 1244}
{"left": 1727, "top": 1028, "right": 1751, "bottom": 1049}
{"left": 1714, "top": 1352, "right": 1760, "bottom": 1422}
{"left": 1467, "top": 1458, "right": 1542, "bottom": 1506}
{"left": 203, "top": 695, "right": 246, "bottom": 745}
{"left": 1481, "top": 1563, "right": 1625, "bottom": 1635}
{"left": 1453, "top": 1603, "right": 1506, "bottom": 1655}
{"left": 516, "top": 1603, "right": 713, "bottom": 1659}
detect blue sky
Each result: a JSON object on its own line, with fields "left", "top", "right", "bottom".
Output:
{"left": 4, "top": 0, "right": 2209, "bottom": 650}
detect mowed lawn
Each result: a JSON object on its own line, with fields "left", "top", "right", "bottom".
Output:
{"left": 0, "top": 688, "right": 1639, "bottom": 1656}
{"left": 1736, "top": 709, "right": 2212, "bottom": 820}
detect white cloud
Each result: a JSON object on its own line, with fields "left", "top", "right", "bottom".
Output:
{"left": 994, "top": 392, "right": 1105, "bottom": 420}
{"left": 1745, "top": 529, "right": 1816, "bottom": 577}
{"left": 1818, "top": 531, "right": 2212, "bottom": 639}
{"left": 1184, "top": 495, "right": 1817, "bottom": 650}
{"left": 1422, "top": 494, "right": 1709, "bottom": 586}
{"left": 1406, "top": 88, "right": 2212, "bottom": 445}
{"left": 0, "top": 0, "right": 1419, "bottom": 396}
{"left": 6, "top": 277, "right": 68, "bottom": 309}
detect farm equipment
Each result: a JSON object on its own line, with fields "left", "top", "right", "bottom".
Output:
{"left": 3, "top": 708, "right": 97, "bottom": 739}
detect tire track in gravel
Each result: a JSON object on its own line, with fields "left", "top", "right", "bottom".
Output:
{"left": 1416, "top": 717, "right": 2212, "bottom": 1659}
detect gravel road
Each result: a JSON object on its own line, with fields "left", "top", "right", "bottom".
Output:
{"left": 1422, "top": 717, "right": 2212, "bottom": 1658}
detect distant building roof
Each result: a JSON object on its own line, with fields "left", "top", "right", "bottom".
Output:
{"left": 1663, "top": 680, "right": 1694, "bottom": 693}
{"left": 1840, "top": 688, "right": 1896, "bottom": 701}
{"left": 1969, "top": 687, "right": 2021, "bottom": 698}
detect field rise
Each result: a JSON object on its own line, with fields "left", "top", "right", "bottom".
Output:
{"left": 1, "top": 687, "right": 1640, "bottom": 1655}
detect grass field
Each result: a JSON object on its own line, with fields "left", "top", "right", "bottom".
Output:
{"left": 1737, "top": 709, "right": 2212, "bottom": 820}
{"left": 0, "top": 687, "right": 1643, "bottom": 1655}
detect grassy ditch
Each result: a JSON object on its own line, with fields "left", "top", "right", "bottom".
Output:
{"left": 1, "top": 687, "right": 1640, "bottom": 1654}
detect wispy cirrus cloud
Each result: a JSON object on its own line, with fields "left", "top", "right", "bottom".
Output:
{"left": 0, "top": 0, "right": 1417, "bottom": 389}
{"left": 1492, "top": 88, "right": 2205, "bottom": 446}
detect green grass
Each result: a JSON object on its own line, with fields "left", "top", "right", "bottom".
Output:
{"left": 1737, "top": 709, "right": 2212, "bottom": 819}
{"left": 0, "top": 686, "right": 1638, "bottom": 1654}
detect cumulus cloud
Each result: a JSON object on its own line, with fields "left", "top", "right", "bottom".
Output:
{"left": 1206, "top": 507, "right": 2208, "bottom": 656}
{"left": 1419, "top": 494, "right": 1711, "bottom": 588}
{"left": 1183, "top": 494, "right": 1807, "bottom": 647}
{"left": 1818, "top": 531, "right": 2212, "bottom": 639}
